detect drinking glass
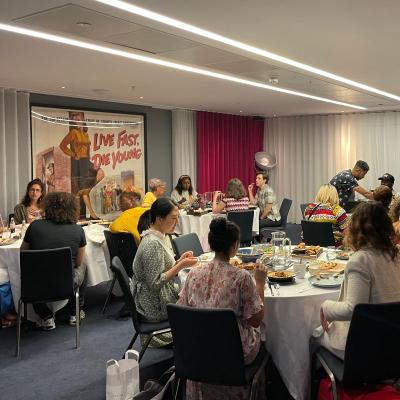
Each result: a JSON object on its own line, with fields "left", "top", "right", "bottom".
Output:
{"left": 326, "top": 246, "right": 336, "bottom": 261}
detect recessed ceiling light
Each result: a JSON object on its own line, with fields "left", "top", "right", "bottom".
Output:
{"left": 239, "top": 110, "right": 243, "bottom": 113}
{"left": 0, "top": 23, "right": 366, "bottom": 110}
{"left": 76, "top": 21, "right": 92, "bottom": 28}
{"left": 61, "top": 86, "right": 66, "bottom": 89}
{"left": 95, "top": 0, "right": 400, "bottom": 102}
{"left": 139, "top": 96, "right": 144, "bottom": 99}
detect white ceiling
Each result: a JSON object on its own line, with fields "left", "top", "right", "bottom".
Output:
{"left": 1, "top": 0, "right": 400, "bottom": 116}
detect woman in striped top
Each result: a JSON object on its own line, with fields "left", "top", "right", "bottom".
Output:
{"left": 304, "top": 184, "right": 349, "bottom": 246}
{"left": 212, "top": 178, "right": 250, "bottom": 213}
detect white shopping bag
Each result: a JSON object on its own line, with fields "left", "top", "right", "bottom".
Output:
{"left": 106, "top": 350, "right": 140, "bottom": 400}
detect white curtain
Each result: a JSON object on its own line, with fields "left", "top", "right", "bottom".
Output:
{"left": 171, "top": 109, "right": 197, "bottom": 190}
{"left": 264, "top": 111, "right": 400, "bottom": 223}
{"left": 0, "top": 89, "right": 31, "bottom": 221}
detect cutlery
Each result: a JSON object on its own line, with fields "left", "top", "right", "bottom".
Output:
{"left": 274, "top": 283, "right": 281, "bottom": 296}
{"left": 266, "top": 279, "right": 274, "bottom": 296}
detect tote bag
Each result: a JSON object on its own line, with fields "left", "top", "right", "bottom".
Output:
{"left": 106, "top": 350, "right": 140, "bottom": 400}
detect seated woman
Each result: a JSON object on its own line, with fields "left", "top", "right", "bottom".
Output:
{"left": 318, "top": 201, "right": 400, "bottom": 359}
{"left": 109, "top": 191, "right": 147, "bottom": 245}
{"left": 14, "top": 178, "right": 44, "bottom": 224}
{"left": 212, "top": 178, "right": 250, "bottom": 213}
{"left": 389, "top": 199, "right": 400, "bottom": 244}
{"left": 304, "top": 184, "right": 349, "bottom": 246}
{"left": 132, "top": 198, "right": 197, "bottom": 345}
{"left": 170, "top": 175, "right": 198, "bottom": 207}
{"left": 21, "top": 192, "right": 87, "bottom": 330}
{"left": 142, "top": 178, "right": 167, "bottom": 208}
{"left": 178, "top": 218, "right": 266, "bottom": 399}
{"left": 373, "top": 184, "right": 392, "bottom": 211}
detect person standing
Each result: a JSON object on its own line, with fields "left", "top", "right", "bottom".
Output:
{"left": 378, "top": 173, "right": 400, "bottom": 208}
{"left": 248, "top": 172, "right": 281, "bottom": 228}
{"left": 329, "top": 160, "right": 373, "bottom": 208}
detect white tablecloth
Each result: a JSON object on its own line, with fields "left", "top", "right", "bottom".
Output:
{"left": 0, "top": 224, "right": 112, "bottom": 318}
{"left": 176, "top": 209, "right": 260, "bottom": 251}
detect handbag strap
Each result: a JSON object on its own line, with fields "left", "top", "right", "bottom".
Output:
{"left": 306, "top": 203, "right": 321, "bottom": 220}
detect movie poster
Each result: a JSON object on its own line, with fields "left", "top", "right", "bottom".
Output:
{"left": 31, "top": 107, "right": 145, "bottom": 220}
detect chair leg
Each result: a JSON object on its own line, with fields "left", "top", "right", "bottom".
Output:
{"left": 173, "top": 377, "right": 181, "bottom": 400}
{"left": 101, "top": 274, "right": 116, "bottom": 314}
{"left": 15, "top": 299, "right": 23, "bottom": 357}
{"left": 315, "top": 353, "right": 338, "bottom": 400}
{"left": 75, "top": 290, "right": 80, "bottom": 349}
{"left": 138, "top": 332, "right": 154, "bottom": 361}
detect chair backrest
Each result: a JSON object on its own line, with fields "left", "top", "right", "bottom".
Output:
{"left": 20, "top": 248, "right": 74, "bottom": 303}
{"left": 167, "top": 304, "right": 246, "bottom": 386}
{"left": 172, "top": 233, "right": 204, "bottom": 258}
{"left": 227, "top": 210, "right": 254, "bottom": 244}
{"left": 301, "top": 220, "right": 335, "bottom": 247}
{"left": 104, "top": 231, "right": 137, "bottom": 277}
{"left": 343, "top": 302, "right": 400, "bottom": 384}
{"left": 279, "top": 198, "right": 292, "bottom": 227}
{"left": 300, "top": 203, "right": 308, "bottom": 218}
{"left": 110, "top": 256, "right": 141, "bottom": 330}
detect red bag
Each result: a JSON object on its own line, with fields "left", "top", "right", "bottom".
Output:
{"left": 318, "top": 377, "right": 400, "bottom": 400}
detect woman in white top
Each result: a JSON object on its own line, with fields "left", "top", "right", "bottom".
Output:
{"left": 170, "top": 175, "right": 198, "bottom": 206}
{"left": 318, "top": 201, "right": 400, "bottom": 359}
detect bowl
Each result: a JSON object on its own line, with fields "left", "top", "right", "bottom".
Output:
{"left": 236, "top": 248, "right": 264, "bottom": 263}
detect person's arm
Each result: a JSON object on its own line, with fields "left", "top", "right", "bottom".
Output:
{"left": 322, "top": 262, "right": 370, "bottom": 322}
{"left": 13, "top": 204, "right": 26, "bottom": 225}
{"left": 212, "top": 191, "right": 226, "bottom": 213}
{"left": 354, "top": 185, "right": 374, "bottom": 200}
{"left": 248, "top": 184, "right": 256, "bottom": 205}
{"left": 59, "top": 130, "right": 76, "bottom": 158}
{"left": 241, "top": 269, "right": 265, "bottom": 328}
{"left": 260, "top": 204, "right": 273, "bottom": 219}
{"left": 76, "top": 246, "right": 86, "bottom": 267}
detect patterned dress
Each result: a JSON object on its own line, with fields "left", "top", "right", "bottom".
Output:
{"left": 222, "top": 196, "right": 250, "bottom": 212}
{"left": 178, "top": 259, "right": 264, "bottom": 400}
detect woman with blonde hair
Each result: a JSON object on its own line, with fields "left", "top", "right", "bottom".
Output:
{"left": 212, "top": 178, "right": 250, "bottom": 213}
{"left": 304, "top": 184, "right": 349, "bottom": 246}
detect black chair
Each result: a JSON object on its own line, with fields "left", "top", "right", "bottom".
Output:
{"left": 301, "top": 220, "right": 335, "bottom": 247}
{"left": 111, "top": 257, "right": 171, "bottom": 361}
{"left": 227, "top": 210, "right": 254, "bottom": 246}
{"left": 260, "top": 198, "right": 293, "bottom": 241}
{"left": 167, "top": 304, "right": 269, "bottom": 399}
{"left": 102, "top": 231, "right": 138, "bottom": 314}
{"left": 311, "top": 302, "right": 400, "bottom": 400}
{"left": 17, "top": 248, "right": 80, "bottom": 357}
{"left": 300, "top": 203, "right": 309, "bottom": 218}
{"left": 172, "top": 233, "right": 203, "bottom": 258}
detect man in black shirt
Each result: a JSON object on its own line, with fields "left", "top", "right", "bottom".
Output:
{"left": 330, "top": 160, "right": 373, "bottom": 208}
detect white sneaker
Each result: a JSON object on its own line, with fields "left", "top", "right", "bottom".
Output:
{"left": 36, "top": 317, "right": 56, "bottom": 331}
{"left": 69, "top": 310, "right": 85, "bottom": 326}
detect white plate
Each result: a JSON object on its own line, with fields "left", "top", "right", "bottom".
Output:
{"left": 309, "top": 274, "right": 344, "bottom": 288}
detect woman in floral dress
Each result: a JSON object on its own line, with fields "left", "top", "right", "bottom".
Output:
{"left": 178, "top": 218, "right": 267, "bottom": 399}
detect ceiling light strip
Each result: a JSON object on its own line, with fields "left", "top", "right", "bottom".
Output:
{"left": 0, "top": 23, "right": 365, "bottom": 110}
{"left": 95, "top": 0, "right": 400, "bottom": 102}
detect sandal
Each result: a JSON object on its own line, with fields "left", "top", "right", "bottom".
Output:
{"left": 1, "top": 318, "right": 16, "bottom": 328}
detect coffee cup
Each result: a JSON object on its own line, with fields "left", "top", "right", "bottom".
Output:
{"left": 293, "top": 263, "right": 307, "bottom": 279}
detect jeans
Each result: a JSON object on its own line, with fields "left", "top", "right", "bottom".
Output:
{"left": 33, "top": 265, "right": 88, "bottom": 319}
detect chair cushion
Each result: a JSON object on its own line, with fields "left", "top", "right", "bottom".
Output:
{"left": 138, "top": 319, "right": 170, "bottom": 334}
{"left": 317, "top": 347, "right": 345, "bottom": 382}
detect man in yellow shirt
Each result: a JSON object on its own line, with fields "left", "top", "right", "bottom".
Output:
{"left": 142, "top": 178, "right": 167, "bottom": 208}
{"left": 109, "top": 191, "right": 147, "bottom": 244}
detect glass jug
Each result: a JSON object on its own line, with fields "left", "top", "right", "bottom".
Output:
{"left": 271, "top": 231, "right": 292, "bottom": 270}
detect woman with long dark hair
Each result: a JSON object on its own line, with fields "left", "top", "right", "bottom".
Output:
{"left": 318, "top": 201, "right": 400, "bottom": 358}
{"left": 170, "top": 175, "right": 197, "bottom": 206}
{"left": 14, "top": 178, "right": 45, "bottom": 224}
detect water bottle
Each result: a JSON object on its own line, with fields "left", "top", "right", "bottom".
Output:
{"left": 21, "top": 219, "right": 27, "bottom": 239}
{"left": 9, "top": 217, "right": 16, "bottom": 235}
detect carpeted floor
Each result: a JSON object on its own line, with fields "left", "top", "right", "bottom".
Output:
{"left": 0, "top": 258, "right": 299, "bottom": 400}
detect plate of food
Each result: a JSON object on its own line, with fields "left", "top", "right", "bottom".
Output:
{"left": 238, "top": 262, "right": 256, "bottom": 271}
{"left": 292, "top": 243, "right": 323, "bottom": 258}
{"left": 236, "top": 248, "right": 264, "bottom": 263}
{"left": 336, "top": 251, "right": 350, "bottom": 260}
{"left": 267, "top": 270, "right": 295, "bottom": 283}
{"left": 309, "top": 274, "right": 344, "bottom": 288}
{"left": 308, "top": 260, "right": 345, "bottom": 275}
{"left": 0, "top": 238, "right": 18, "bottom": 246}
